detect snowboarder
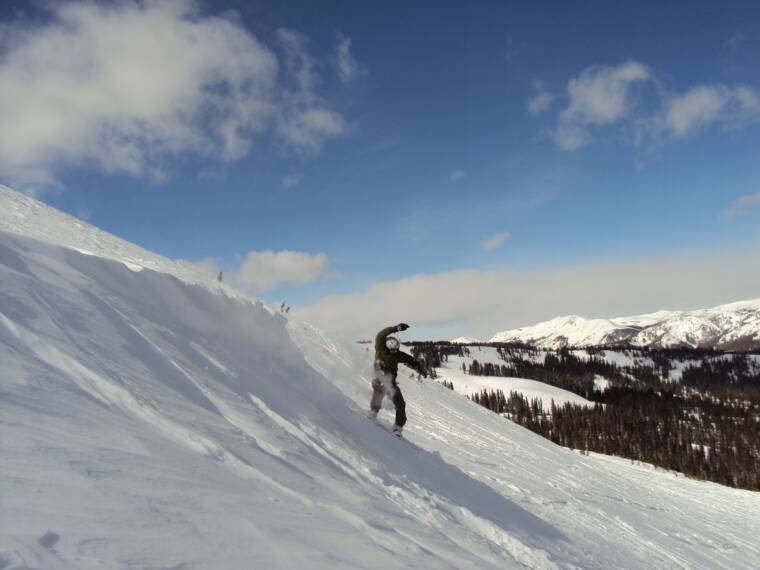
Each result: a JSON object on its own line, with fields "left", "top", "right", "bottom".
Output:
{"left": 368, "top": 323, "right": 427, "bottom": 436}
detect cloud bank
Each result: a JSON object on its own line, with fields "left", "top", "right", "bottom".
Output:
{"left": 298, "top": 246, "right": 760, "bottom": 339}
{"left": 0, "top": 1, "right": 344, "bottom": 191}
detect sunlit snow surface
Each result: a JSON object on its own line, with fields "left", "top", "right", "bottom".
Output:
{"left": 1, "top": 185, "right": 759, "bottom": 569}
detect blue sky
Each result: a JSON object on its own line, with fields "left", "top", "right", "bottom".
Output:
{"left": 1, "top": 0, "right": 759, "bottom": 338}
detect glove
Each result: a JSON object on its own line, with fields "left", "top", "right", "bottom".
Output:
{"left": 396, "top": 323, "right": 410, "bottom": 332}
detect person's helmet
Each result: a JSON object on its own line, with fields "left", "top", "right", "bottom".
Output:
{"left": 385, "top": 336, "right": 400, "bottom": 352}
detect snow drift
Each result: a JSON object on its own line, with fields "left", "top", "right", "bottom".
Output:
{"left": 1, "top": 185, "right": 759, "bottom": 569}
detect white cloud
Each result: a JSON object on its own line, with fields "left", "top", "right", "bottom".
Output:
{"left": 275, "top": 28, "right": 346, "bottom": 154}
{"left": 0, "top": 3, "right": 346, "bottom": 191}
{"left": 553, "top": 124, "right": 593, "bottom": 152}
{"left": 281, "top": 173, "right": 302, "bottom": 189}
{"left": 298, "top": 246, "right": 760, "bottom": 339}
{"left": 664, "top": 85, "right": 760, "bottom": 138}
{"left": 565, "top": 61, "right": 650, "bottom": 123}
{"left": 238, "top": 249, "right": 328, "bottom": 292}
{"left": 665, "top": 87, "right": 726, "bottom": 137}
{"left": 276, "top": 29, "right": 319, "bottom": 95}
{"left": 722, "top": 192, "right": 760, "bottom": 220}
{"left": 727, "top": 32, "right": 745, "bottom": 51}
{"left": 336, "top": 34, "right": 365, "bottom": 84}
{"left": 537, "top": 60, "right": 760, "bottom": 151}
{"left": 449, "top": 169, "right": 466, "bottom": 182}
{"left": 527, "top": 80, "right": 554, "bottom": 115}
{"left": 527, "top": 91, "right": 554, "bottom": 115}
{"left": 276, "top": 107, "right": 346, "bottom": 154}
{"left": 0, "top": 1, "right": 278, "bottom": 190}
{"left": 196, "top": 169, "right": 225, "bottom": 184}
{"left": 481, "top": 231, "right": 510, "bottom": 251}
{"left": 553, "top": 61, "right": 650, "bottom": 151}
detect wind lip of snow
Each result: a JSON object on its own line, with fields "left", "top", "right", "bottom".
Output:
{"left": 0, "top": 184, "right": 274, "bottom": 312}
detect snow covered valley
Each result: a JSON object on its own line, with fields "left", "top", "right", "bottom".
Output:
{"left": 1, "top": 187, "right": 760, "bottom": 569}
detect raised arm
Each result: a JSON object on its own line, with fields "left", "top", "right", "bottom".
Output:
{"left": 375, "top": 326, "right": 398, "bottom": 353}
{"left": 398, "top": 351, "right": 427, "bottom": 377}
{"left": 374, "top": 323, "right": 410, "bottom": 352}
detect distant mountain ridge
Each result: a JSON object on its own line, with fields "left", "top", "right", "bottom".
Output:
{"left": 451, "top": 336, "right": 481, "bottom": 344}
{"left": 489, "top": 299, "right": 760, "bottom": 350}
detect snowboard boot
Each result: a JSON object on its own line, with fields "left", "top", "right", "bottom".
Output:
{"left": 392, "top": 424, "right": 403, "bottom": 437}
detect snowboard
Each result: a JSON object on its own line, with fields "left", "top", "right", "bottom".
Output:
{"left": 366, "top": 412, "right": 403, "bottom": 438}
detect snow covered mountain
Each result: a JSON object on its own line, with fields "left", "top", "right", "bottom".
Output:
{"left": 2, "top": 185, "right": 760, "bottom": 569}
{"left": 629, "top": 298, "right": 760, "bottom": 350}
{"left": 490, "top": 301, "right": 760, "bottom": 350}
{"left": 451, "top": 335, "right": 481, "bottom": 344}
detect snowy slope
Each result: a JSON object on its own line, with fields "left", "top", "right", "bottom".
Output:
{"left": 2, "top": 186, "right": 760, "bottom": 569}
{"left": 4, "top": 229, "right": 569, "bottom": 569}
{"left": 490, "top": 302, "right": 760, "bottom": 350}
{"left": 291, "top": 321, "right": 760, "bottom": 570}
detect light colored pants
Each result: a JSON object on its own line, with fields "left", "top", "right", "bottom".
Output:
{"left": 370, "top": 367, "right": 406, "bottom": 427}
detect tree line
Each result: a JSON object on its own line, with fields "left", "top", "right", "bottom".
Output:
{"left": 470, "top": 385, "right": 760, "bottom": 490}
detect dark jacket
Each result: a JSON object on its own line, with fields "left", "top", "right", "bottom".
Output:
{"left": 374, "top": 326, "right": 425, "bottom": 378}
